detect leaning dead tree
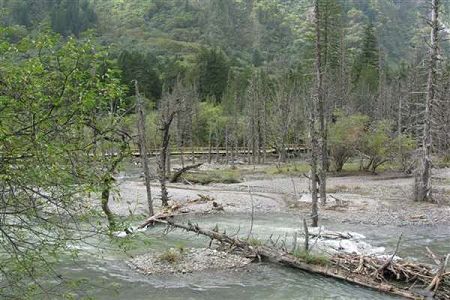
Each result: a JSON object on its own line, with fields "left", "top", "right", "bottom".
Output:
{"left": 135, "top": 80, "right": 153, "bottom": 216}
{"left": 415, "top": 0, "right": 440, "bottom": 202}
{"left": 170, "top": 163, "right": 203, "bottom": 183}
{"left": 139, "top": 217, "right": 450, "bottom": 299}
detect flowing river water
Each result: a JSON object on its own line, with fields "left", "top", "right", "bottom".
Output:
{"left": 53, "top": 211, "right": 450, "bottom": 300}
{"left": 47, "top": 164, "right": 450, "bottom": 299}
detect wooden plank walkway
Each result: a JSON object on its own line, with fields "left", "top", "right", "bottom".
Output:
{"left": 126, "top": 144, "right": 309, "bottom": 157}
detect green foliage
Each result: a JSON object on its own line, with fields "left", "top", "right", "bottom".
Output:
{"left": 360, "top": 120, "right": 394, "bottom": 173}
{"left": 328, "top": 112, "right": 369, "bottom": 172}
{"left": 391, "top": 134, "right": 416, "bottom": 173}
{"left": 248, "top": 237, "right": 263, "bottom": 246}
{"left": 192, "top": 101, "right": 228, "bottom": 145}
{"left": 292, "top": 250, "right": 329, "bottom": 266}
{"left": 351, "top": 23, "right": 380, "bottom": 113}
{"left": 196, "top": 47, "right": 230, "bottom": 101}
{"left": 264, "top": 163, "right": 311, "bottom": 176}
{"left": 50, "top": 0, "right": 97, "bottom": 37}
{"left": 328, "top": 114, "right": 416, "bottom": 174}
{"left": 0, "top": 30, "right": 127, "bottom": 298}
{"left": 118, "top": 50, "right": 162, "bottom": 104}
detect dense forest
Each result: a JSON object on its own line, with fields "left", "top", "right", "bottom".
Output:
{"left": 2, "top": 0, "right": 449, "bottom": 155}
{"left": 1, "top": 0, "right": 450, "bottom": 299}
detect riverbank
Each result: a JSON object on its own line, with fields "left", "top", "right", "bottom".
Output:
{"left": 112, "top": 164, "right": 450, "bottom": 226}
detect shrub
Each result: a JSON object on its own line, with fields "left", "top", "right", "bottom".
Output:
{"left": 360, "top": 121, "right": 417, "bottom": 173}
{"left": 159, "top": 249, "right": 181, "bottom": 264}
{"left": 360, "top": 120, "right": 393, "bottom": 173}
{"left": 328, "top": 112, "right": 369, "bottom": 172}
{"left": 292, "top": 250, "right": 329, "bottom": 266}
{"left": 391, "top": 134, "right": 416, "bottom": 173}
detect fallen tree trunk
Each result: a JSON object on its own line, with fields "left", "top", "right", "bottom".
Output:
{"left": 143, "top": 218, "right": 449, "bottom": 299}
{"left": 170, "top": 163, "right": 203, "bottom": 183}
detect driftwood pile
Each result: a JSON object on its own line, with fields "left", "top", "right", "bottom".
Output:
{"left": 332, "top": 253, "right": 449, "bottom": 299}
{"left": 137, "top": 215, "right": 450, "bottom": 299}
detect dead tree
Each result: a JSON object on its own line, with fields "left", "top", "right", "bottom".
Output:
{"left": 158, "top": 81, "right": 190, "bottom": 207}
{"left": 270, "top": 76, "right": 296, "bottom": 163}
{"left": 135, "top": 81, "right": 153, "bottom": 216}
{"left": 159, "top": 101, "right": 177, "bottom": 207}
{"left": 246, "top": 71, "right": 267, "bottom": 165}
{"left": 315, "top": 0, "right": 327, "bottom": 206}
{"left": 415, "top": 0, "right": 440, "bottom": 202}
{"left": 309, "top": 111, "right": 320, "bottom": 228}
{"left": 308, "top": 0, "right": 322, "bottom": 227}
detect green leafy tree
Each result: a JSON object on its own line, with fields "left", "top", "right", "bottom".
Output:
{"left": 360, "top": 120, "right": 393, "bottom": 173}
{"left": 0, "top": 31, "right": 127, "bottom": 298}
{"left": 328, "top": 112, "right": 369, "bottom": 172}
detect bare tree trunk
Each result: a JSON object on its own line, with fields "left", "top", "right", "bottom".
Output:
{"left": 208, "top": 131, "right": 213, "bottom": 164}
{"left": 159, "top": 117, "right": 173, "bottom": 207}
{"left": 166, "top": 149, "right": 171, "bottom": 176}
{"left": 180, "top": 146, "right": 185, "bottom": 169}
{"left": 215, "top": 131, "right": 220, "bottom": 163}
{"left": 315, "top": 0, "right": 327, "bottom": 207}
{"left": 135, "top": 81, "right": 153, "bottom": 216}
{"left": 309, "top": 113, "right": 319, "bottom": 228}
{"left": 191, "top": 136, "right": 195, "bottom": 164}
{"left": 415, "top": 0, "right": 439, "bottom": 202}
{"left": 225, "top": 126, "right": 229, "bottom": 164}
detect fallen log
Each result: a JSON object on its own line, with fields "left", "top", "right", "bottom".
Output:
{"left": 170, "top": 163, "right": 203, "bottom": 183}
{"left": 145, "top": 218, "right": 449, "bottom": 300}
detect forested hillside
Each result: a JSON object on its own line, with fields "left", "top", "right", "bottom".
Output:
{"left": 2, "top": 0, "right": 449, "bottom": 136}
{"left": 1, "top": 0, "right": 446, "bottom": 63}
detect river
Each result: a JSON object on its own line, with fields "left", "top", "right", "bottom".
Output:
{"left": 50, "top": 211, "right": 450, "bottom": 300}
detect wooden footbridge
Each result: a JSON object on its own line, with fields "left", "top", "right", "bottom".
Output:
{"left": 127, "top": 144, "right": 309, "bottom": 157}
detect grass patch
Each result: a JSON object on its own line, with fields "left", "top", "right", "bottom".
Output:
{"left": 292, "top": 250, "right": 329, "bottom": 266}
{"left": 159, "top": 249, "right": 181, "bottom": 264}
{"left": 248, "top": 237, "right": 263, "bottom": 246}
{"left": 263, "top": 163, "right": 310, "bottom": 176}
{"left": 338, "top": 161, "right": 402, "bottom": 173}
{"left": 182, "top": 169, "right": 242, "bottom": 184}
{"left": 435, "top": 154, "right": 450, "bottom": 168}
{"left": 327, "top": 184, "right": 362, "bottom": 193}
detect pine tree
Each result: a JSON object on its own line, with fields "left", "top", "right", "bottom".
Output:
{"left": 196, "top": 47, "right": 230, "bottom": 101}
